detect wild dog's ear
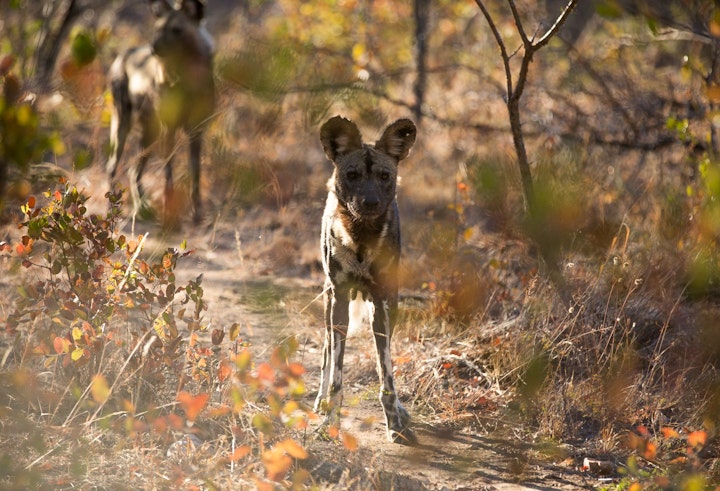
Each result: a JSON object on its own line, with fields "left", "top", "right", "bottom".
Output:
{"left": 320, "top": 116, "right": 363, "bottom": 162}
{"left": 149, "top": 0, "right": 173, "bottom": 17}
{"left": 178, "top": 0, "right": 205, "bottom": 21}
{"left": 375, "top": 119, "right": 416, "bottom": 161}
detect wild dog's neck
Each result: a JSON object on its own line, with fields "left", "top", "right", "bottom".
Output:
{"left": 335, "top": 199, "right": 388, "bottom": 244}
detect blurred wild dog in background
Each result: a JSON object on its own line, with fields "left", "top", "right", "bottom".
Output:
{"left": 315, "top": 116, "right": 417, "bottom": 444}
{"left": 106, "top": 0, "right": 215, "bottom": 225}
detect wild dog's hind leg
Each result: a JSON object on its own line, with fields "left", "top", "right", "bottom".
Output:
{"left": 372, "top": 297, "right": 415, "bottom": 444}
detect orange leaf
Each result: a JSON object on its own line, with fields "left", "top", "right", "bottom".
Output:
{"left": 643, "top": 441, "right": 657, "bottom": 460}
{"left": 286, "top": 362, "right": 305, "bottom": 377}
{"left": 27, "top": 196, "right": 36, "bottom": 209}
{"left": 230, "top": 445, "right": 251, "bottom": 462}
{"left": 661, "top": 427, "right": 680, "bottom": 439}
{"left": 263, "top": 447, "right": 292, "bottom": 481}
{"left": 177, "top": 391, "right": 209, "bottom": 421}
{"left": 687, "top": 430, "right": 707, "bottom": 449}
{"left": 628, "top": 483, "right": 642, "bottom": 491}
{"left": 217, "top": 361, "right": 232, "bottom": 382}
{"left": 636, "top": 425, "right": 650, "bottom": 437}
{"left": 256, "top": 363, "right": 275, "bottom": 383}
{"left": 53, "top": 336, "right": 69, "bottom": 354}
{"left": 277, "top": 438, "right": 307, "bottom": 459}
{"left": 342, "top": 432, "right": 358, "bottom": 452}
{"left": 328, "top": 425, "right": 339, "bottom": 439}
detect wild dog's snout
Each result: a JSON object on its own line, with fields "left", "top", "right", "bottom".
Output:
{"left": 362, "top": 192, "right": 380, "bottom": 211}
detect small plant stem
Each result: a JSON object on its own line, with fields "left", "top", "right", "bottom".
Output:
{"left": 116, "top": 232, "right": 148, "bottom": 294}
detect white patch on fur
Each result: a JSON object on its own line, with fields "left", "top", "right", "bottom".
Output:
{"left": 347, "top": 295, "right": 374, "bottom": 338}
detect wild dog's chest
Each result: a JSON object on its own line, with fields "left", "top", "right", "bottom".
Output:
{"left": 322, "top": 195, "right": 399, "bottom": 286}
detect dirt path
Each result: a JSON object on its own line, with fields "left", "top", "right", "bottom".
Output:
{"left": 154, "top": 223, "right": 597, "bottom": 491}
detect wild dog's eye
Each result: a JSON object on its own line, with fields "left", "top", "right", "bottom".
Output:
{"left": 379, "top": 171, "right": 390, "bottom": 181}
{"left": 346, "top": 171, "right": 360, "bottom": 180}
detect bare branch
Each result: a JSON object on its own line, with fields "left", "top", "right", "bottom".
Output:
{"left": 535, "top": 0, "right": 579, "bottom": 49}
{"left": 507, "top": 0, "right": 530, "bottom": 48}
{"left": 474, "top": 1, "right": 513, "bottom": 100}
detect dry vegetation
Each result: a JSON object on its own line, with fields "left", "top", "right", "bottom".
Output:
{"left": 1, "top": 0, "right": 720, "bottom": 489}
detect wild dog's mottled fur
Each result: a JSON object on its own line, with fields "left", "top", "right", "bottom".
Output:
{"left": 106, "top": 0, "right": 214, "bottom": 223}
{"left": 315, "top": 116, "right": 417, "bottom": 444}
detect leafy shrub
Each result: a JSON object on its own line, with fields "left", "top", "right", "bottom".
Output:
{"left": 0, "top": 181, "right": 358, "bottom": 487}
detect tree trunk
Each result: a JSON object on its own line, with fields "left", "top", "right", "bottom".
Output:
{"left": 35, "top": 0, "right": 82, "bottom": 91}
{"left": 507, "top": 97, "right": 535, "bottom": 213}
{"left": 413, "top": 0, "right": 430, "bottom": 123}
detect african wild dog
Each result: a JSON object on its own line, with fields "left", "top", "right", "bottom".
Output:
{"left": 315, "top": 116, "right": 417, "bottom": 444}
{"left": 106, "top": 0, "right": 215, "bottom": 224}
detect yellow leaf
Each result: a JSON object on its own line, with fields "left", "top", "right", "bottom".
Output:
{"left": 72, "top": 327, "right": 83, "bottom": 341}
{"left": 91, "top": 374, "right": 110, "bottom": 404}
{"left": 352, "top": 42, "right": 368, "bottom": 66}
{"left": 71, "top": 347, "right": 84, "bottom": 361}
{"left": 229, "top": 322, "right": 240, "bottom": 341}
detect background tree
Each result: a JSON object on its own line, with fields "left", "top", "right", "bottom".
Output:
{"left": 474, "top": 0, "right": 578, "bottom": 301}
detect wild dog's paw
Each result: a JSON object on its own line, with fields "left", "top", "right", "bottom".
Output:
{"left": 389, "top": 426, "right": 417, "bottom": 446}
{"left": 314, "top": 422, "right": 341, "bottom": 442}
{"left": 313, "top": 397, "right": 329, "bottom": 415}
{"left": 396, "top": 402, "right": 411, "bottom": 427}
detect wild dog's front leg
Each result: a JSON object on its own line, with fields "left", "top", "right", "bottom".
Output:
{"left": 372, "top": 297, "right": 415, "bottom": 445}
{"left": 189, "top": 132, "right": 202, "bottom": 223}
{"left": 314, "top": 288, "right": 333, "bottom": 412}
{"left": 314, "top": 287, "right": 349, "bottom": 426}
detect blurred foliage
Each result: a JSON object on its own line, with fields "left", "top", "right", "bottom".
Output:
{"left": 0, "top": 184, "right": 338, "bottom": 487}
{"left": 0, "top": 56, "right": 64, "bottom": 212}
{"left": 2, "top": 0, "right": 720, "bottom": 487}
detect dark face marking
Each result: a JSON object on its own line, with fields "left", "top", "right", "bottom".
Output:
{"left": 334, "top": 147, "right": 398, "bottom": 222}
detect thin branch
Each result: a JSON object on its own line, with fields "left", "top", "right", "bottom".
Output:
{"left": 474, "top": 1, "right": 513, "bottom": 100}
{"left": 508, "top": 0, "right": 530, "bottom": 48}
{"left": 535, "top": 0, "right": 578, "bottom": 49}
